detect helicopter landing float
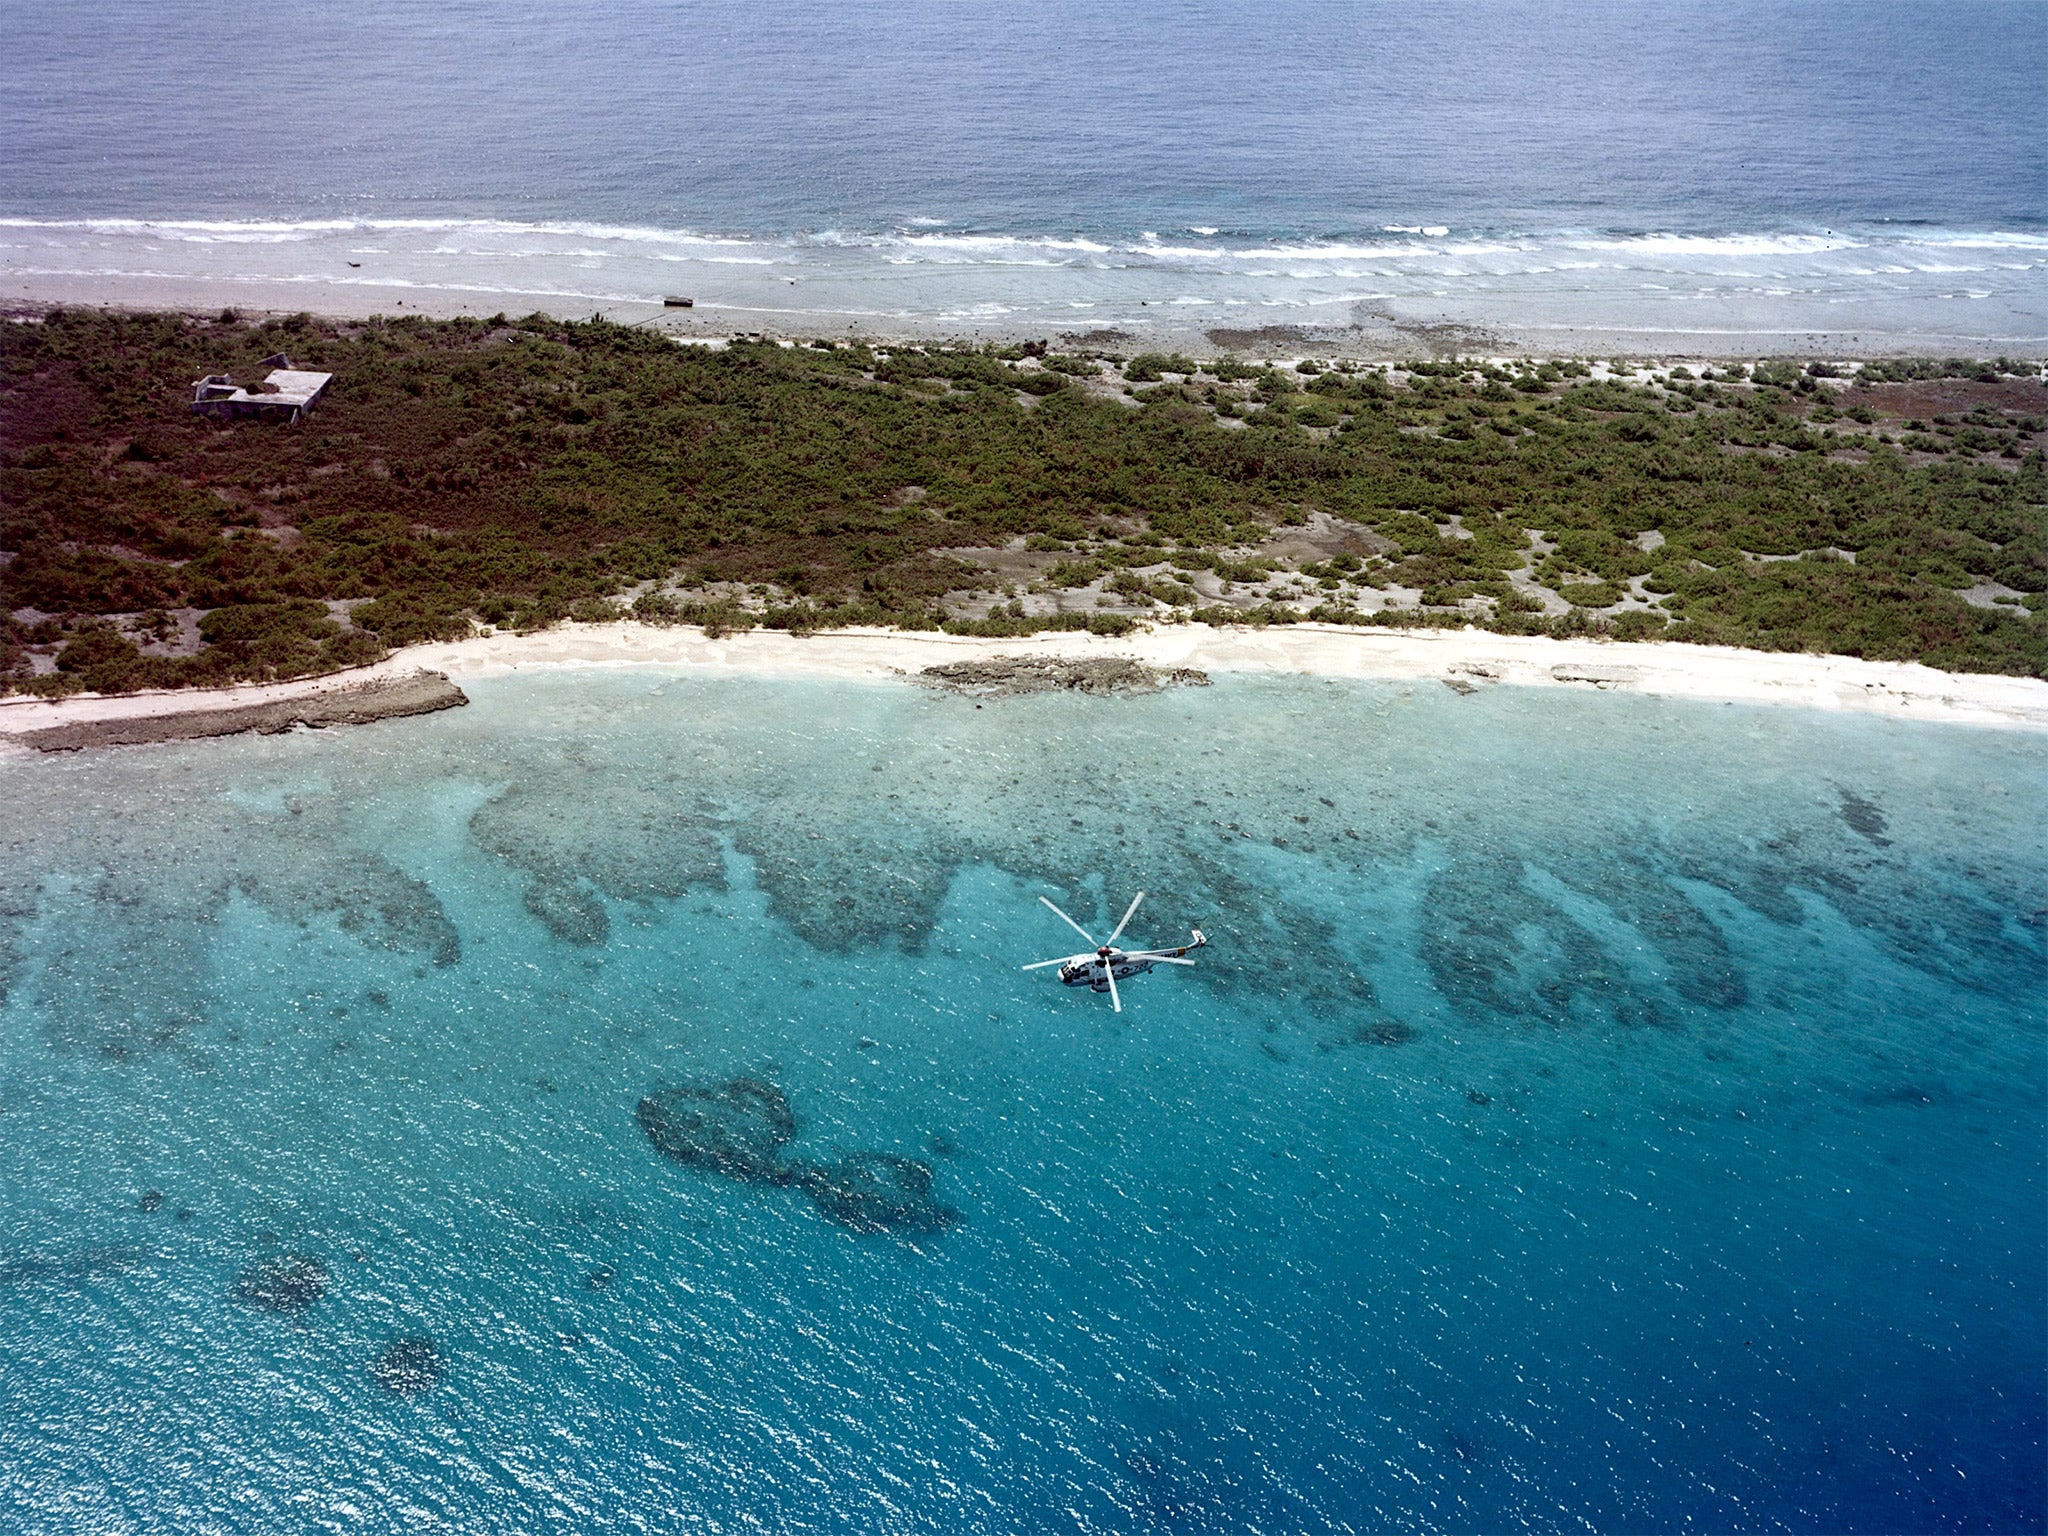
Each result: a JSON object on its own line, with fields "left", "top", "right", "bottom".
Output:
{"left": 1023, "top": 891, "right": 1206, "bottom": 1012}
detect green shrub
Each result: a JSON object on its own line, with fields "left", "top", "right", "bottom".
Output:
{"left": 1609, "top": 610, "right": 1668, "bottom": 639}
{"left": 1558, "top": 581, "right": 1623, "bottom": 608}
{"left": 1046, "top": 560, "right": 1104, "bottom": 589}
{"left": 1125, "top": 352, "right": 1199, "bottom": 383}
{"left": 196, "top": 599, "right": 333, "bottom": 646}
{"left": 55, "top": 625, "right": 152, "bottom": 691}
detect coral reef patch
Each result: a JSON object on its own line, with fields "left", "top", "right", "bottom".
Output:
{"left": 796, "top": 1154, "right": 961, "bottom": 1234}
{"left": 234, "top": 854, "right": 461, "bottom": 968}
{"left": 635, "top": 1076, "right": 961, "bottom": 1235}
{"left": 471, "top": 781, "right": 727, "bottom": 946}
{"left": 1838, "top": 788, "right": 1893, "bottom": 847}
{"left": 8, "top": 799, "right": 461, "bottom": 1061}
{"left": 732, "top": 825, "right": 957, "bottom": 953}
{"left": 232, "top": 1254, "right": 329, "bottom": 1314}
{"left": 1341, "top": 1020, "right": 1417, "bottom": 1047}
{"left": 1420, "top": 853, "right": 1677, "bottom": 1029}
{"left": 369, "top": 1336, "right": 445, "bottom": 1394}
{"left": 635, "top": 1078, "right": 798, "bottom": 1184}
{"left": 0, "top": 1245, "right": 158, "bottom": 1289}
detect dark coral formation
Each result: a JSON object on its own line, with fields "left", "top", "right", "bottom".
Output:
{"left": 26, "top": 875, "right": 215, "bottom": 1058}
{"left": 0, "top": 885, "right": 29, "bottom": 1010}
{"left": 235, "top": 854, "right": 461, "bottom": 968}
{"left": 733, "top": 826, "right": 957, "bottom": 953}
{"left": 795, "top": 1154, "right": 961, "bottom": 1235}
{"left": 635, "top": 1078, "right": 799, "bottom": 1184}
{"left": 1347, "top": 1020, "right": 1417, "bottom": 1046}
{"left": 11, "top": 782, "right": 461, "bottom": 1037}
{"left": 470, "top": 781, "right": 727, "bottom": 945}
{"left": 1418, "top": 852, "right": 1707, "bottom": 1029}
{"left": 636, "top": 1076, "right": 961, "bottom": 1236}
{"left": 1838, "top": 788, "right": 1893, "bottom": 847}
{"left": 369, "top": 1335, "right": 445, "bottom": 1394}
{"left": 232, "top": 1254, "right": 329, "bottom": 1314}
{"left": 0, "top": 1245, "right": 157, "bottom": 1289}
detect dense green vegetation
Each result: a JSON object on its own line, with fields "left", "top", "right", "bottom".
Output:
{"left": 2, "top": 307, "right": 2043, "bottom": 693}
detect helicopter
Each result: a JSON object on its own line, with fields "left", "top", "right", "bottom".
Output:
{"left": 1023, "top": 891, "right": 1207, "bottom": 1012}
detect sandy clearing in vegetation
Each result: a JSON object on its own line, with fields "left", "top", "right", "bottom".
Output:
{"left": 5, "top": 622, "right": 2046, "bottom": 748}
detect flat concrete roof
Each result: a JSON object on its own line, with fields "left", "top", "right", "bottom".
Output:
{"left": 256, "top": 369, "right": 332, "bottom": 405}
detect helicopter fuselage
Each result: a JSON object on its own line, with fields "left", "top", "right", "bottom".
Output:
{"left": 1058, "top": 952, "right": 1158, "bottom": 991}
{"left": 1025, "top": 893, "right": 1206, "bottom": 1012}
{"left": 1057, "top": 935, "right": 1203, "bottom": 993}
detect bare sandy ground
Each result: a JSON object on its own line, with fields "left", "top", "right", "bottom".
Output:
{"left": 5, "top": 624, "right": 2046, "bottom": 751}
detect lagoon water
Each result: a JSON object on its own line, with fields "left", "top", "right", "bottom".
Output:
{"left": 0, "top": 673, "right": 2042, "bottom": 1532}
{"left": 3, "top": 0, "right": 2044, "bottom": 345}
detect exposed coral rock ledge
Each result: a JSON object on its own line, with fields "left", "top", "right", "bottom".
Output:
{"left": 5, "top": 671, "right": 466, "bottom": 752}
{"left": 915, "top": 656, "right": 1210, "bottom": 697}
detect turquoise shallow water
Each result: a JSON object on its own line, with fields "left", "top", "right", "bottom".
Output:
{"left": 0, "top": 672, "right": 2042, "bottom": 1533}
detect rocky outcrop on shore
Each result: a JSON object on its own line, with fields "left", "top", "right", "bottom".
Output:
{"left": 9, "top": 671, "right": 467, "bottom": 752}
{"left": 916, "top": 655, "right": 1209, "bottom": 698}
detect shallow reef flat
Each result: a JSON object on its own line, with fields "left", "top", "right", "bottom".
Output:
{"left": 0, "top": 670, "right": 2040, "bottom": 1533}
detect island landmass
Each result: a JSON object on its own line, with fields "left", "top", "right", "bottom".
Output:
{"left": 3, "top": 307, "right": 2043, "bottom": 706}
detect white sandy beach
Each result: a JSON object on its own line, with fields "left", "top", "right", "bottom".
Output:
{"left": 12, "top": 269, "right": 2042, "bottom": 363}
{"left": 4, "top": 623, "right": 2046, "bottom": 744}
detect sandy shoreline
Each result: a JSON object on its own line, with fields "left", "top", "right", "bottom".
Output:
{"left": 4, "top": 623, "right": 2046, "bottom": 748}
{"left": 10, "top": 274, "right": 2040, "bottom": 362}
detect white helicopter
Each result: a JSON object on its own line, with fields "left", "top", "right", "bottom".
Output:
{"left": 1023, "top": 891, "right": 1207, "bottom": 1012}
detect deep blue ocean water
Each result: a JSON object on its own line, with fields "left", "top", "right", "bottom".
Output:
{"left": 1, "top": 673, "right": 2042, "bottom": 1532}
{"left": 2, "top": 0, "right": 2043, "bottom": 342}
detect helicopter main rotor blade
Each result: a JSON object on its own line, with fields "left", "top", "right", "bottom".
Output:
{"left": 1136, "top": 955, "right": 1196, "bottom": 965}
{"left": 1105, "top": 890, "right": 1146, "bottom": 948}
{"left": 1038, "top": 895, "right": 1098, "bottom": 948}
{"left": 1103, "top": 959, "right": 1121, "bottom": 1013}
{"left": 1021, "top": 956, "right": 1081, "bottom": 970}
